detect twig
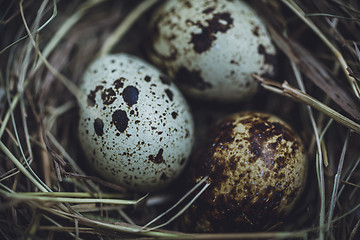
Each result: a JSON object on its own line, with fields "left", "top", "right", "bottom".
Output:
{"left": 253, "top": 74, "right": 360, "bottom": 134}
{"left": 341, "top": 180, "right": 360, "bottom": 188}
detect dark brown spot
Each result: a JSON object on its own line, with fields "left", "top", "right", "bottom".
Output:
{"left": 149, "top": 148, "right": 165, "bottom": 164}
{"left": 190, "top": 28, "right": 215, "bottom": 54}
{"left": 144, "top": 75, "right": 151, "bottom": 82}
{"left": 207, "top": 13, "right": 234, "bottom": 33}
{"left": 87, "top": 85, "right": 104, "bottom": 107}
{"left": 94, "top": 118, "right": 104, "bottom": 136}
{"left": 230, "top": 60, "right": 239, "bottom": 65}
{"left": 112, "top": 110, "right": 128, "bottom": 133}
{"left": 202, "top": 7, "right": 215, "bottom": 14}
{"left": 252, "top": 26, "right": 259, "bottom": 37}
{"left": 122, "top": 86, "right": 139, "bottom": 107}
{"left": 175, "top": 67, "right": 212, "bottom": 90}
{"left": 165, "top": 89, "right": 173, "bottom": 101}
{"left": 171, "top": 111, "right": 178, "bottom": 119}
{"left": 101, "top": 88, "right": 116, "bottom": 105}
{"left": 114, "top": 77, "right": 126, "bottom": 89}
{"left": 190, "top": 12, "right": 233, "bottom": 53}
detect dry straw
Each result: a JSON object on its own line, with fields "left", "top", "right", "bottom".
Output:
{"left": 1, "top": 0, "right": 360, "bottom": 239}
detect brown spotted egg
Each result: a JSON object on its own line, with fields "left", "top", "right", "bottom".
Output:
{"left": 181, "top": 112, "right": 307, "bottom": 232}
{"left": 77, "top": 53, "right": 194, "bottom": 192}
{"left": 148, "top": 0, "right": 277, "bottom": 101}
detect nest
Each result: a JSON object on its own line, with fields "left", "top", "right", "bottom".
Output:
{"left": 1, "top": 0, "right": 360, "bottom": 239}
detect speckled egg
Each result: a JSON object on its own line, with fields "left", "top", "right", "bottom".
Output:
{"left": 148, "top": 0, "right": 277, "bottom": 101}
{"left": 77, "top": 53, "right": 195, "bottom": 192}
{"left": 181, "top": 112, "right": 307, "bottom": 232}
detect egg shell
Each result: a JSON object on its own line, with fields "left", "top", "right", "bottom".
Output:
{"left": 77, "top": 53, "right": 195, "bottom": 192}
{"left": 148, "top": 0, "right": 277, "bottom": 101}
{"left": 181, "top": 112, "right": 307, "bottom": 232}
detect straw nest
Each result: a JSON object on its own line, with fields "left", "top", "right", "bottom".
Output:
{"left": 1, "top": 0, "right": 360, "bottom": 239}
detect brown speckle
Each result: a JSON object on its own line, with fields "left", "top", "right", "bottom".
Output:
{"left": 144, "top": 75, "right": 151, "bottom": 82}
{"left": 164, "top": 89, "right": 174, "bottom": 101}
{"left": 112, "top": 109, "right": 128, "bottom": 133}
{"left": 114, "top": 77, "right": 126, "bottom": 89}
{"left": 171, "top": 112, "right": 178, "bottom": 119}
{"left": 149, "top": 148, "right": 165, "bottom": 164}
{"left": 101, "top": 87, "right": 116, "bottom": 105}
{"left": 94, "top": 118, "right": 104, "bottom": 136}
{"left": 190, "top": 12, "right": 234, "bottom": 53}
{"left": 230, "top": 60, "right": 239, "bottom": 65}
{"left": 202, "top": 7, "right": 215, "bottom": 14}
{"left": 252, "top": 26, "right": 259, "bottom": 37}
{"left": 87, "top": 85, "right": 104, "bottom": 107}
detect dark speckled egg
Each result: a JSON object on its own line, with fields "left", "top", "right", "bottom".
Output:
{"left": 181, "top": 112, "right": 307, "bottom": 232}
{"left": 148, "top": 0, "right": 277, "bottom": 101}
{"left": 77, "top": 53, "right": 194, "bottom": 192}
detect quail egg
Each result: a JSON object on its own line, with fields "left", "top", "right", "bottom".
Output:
{"left": 181, "top": 111, "right": 307, "bottom": 232}
{"left": 77, "top": 53, "right": 195, "bottom": 192}
{"left": 148, "top": 0, "right": 277, "bottom": 101}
